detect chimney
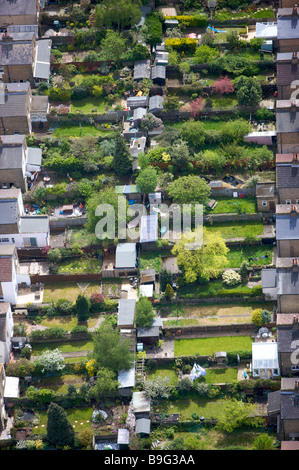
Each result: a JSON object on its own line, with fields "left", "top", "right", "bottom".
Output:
{"left": 292, "top": 153, "right": 299, "bottom": 164}
{"left": 295, "top": 380, "right": 299, "bottom": 391}
{"left": 1, "top": 33, "right": 13, "bottom": 43}
{"left": 291, "top": 99, "right": 297, "bottom": 112}
{"left": 292, "top": 258, "right": 299, "bottom": 271}
{"left": 292, "top": 52, "right": 299, "bottom": 65}
{"left": 0, "top": 137, "right": 3, "bottom": 147}
{"left": 293, "top": 4, "right": 298, "bottom": 16}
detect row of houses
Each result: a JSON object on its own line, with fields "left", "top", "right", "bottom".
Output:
{"left": 261, "top": 1, "right": 299, "bottom": 445}
{"left": 0, "top": 0, "right": 52, "bottom": 431}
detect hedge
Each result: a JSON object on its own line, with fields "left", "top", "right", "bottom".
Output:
{"left": 165, "top": 38, "right": 198, "bottom": 53}
{"left": 164, "top": 14, "right": 208, "bottom": 28}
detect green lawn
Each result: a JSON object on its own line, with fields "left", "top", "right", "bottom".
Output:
{"left": 35, "top": 374, "right": 86, "bottom": 393}
{"left": 43, "top": 281, "right": 100, "bottom": 303}
{"left": 52, "top": 124, "right": 110, "bottom": 138}
{"left": 66, "top": 227, "right": 99, "bottom": 247}
{"left": 40, "top": 314, "right": 102, "bottom": 332}
{"left": 178, "top": 278, "right": 260, "bottom": 299}
{"left": 155, "top": 397, "right": 230, "bottom": 420}
{"left": 148, "top": 366, "right": 178, "bottom": 385}
{"left": 201, "top": 367, "right": 238, "bottom": 384}
{"left": 212, "top": 95, "right": 238, "bottom": 108}
{"left": 57, "top": 258, "right": 101, "bottom": 274}
{"left": 71, "top": 97, "right": 111, "bottom": 114}
{"left": 226, "top": 245, "right": 274, "bottom": 268}
{"left": 206, "top": 197, "right": 257, "bottom": 214}
{"left": 32, "top": 407, "right": 93, "bottom": 436}
{"left": 31, "top": 340, "right": 93, "bottom": 356}
{"left": 174, "top": 335, "right": 253, "bottom": 356}
{"left": 205, "top": 221, "right": 264, "bottom": 239}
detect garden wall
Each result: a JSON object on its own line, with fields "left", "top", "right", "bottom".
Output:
{"left": 30, "top": 272, "right": 102, "bottom": 284}
{"left": 49, "top": 216, "right": 88, "bottom": 229}
{"left": 162, "top": 322, "right": 258, "bottom": 338}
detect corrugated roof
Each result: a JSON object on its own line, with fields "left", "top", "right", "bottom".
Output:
{"left": 133, "top": 60, "right": 151, "bottom": 80}
{"left": 140, "top": 214, "right": 158, "bottom": 243}
{"left": 118, "top": 365, "right": 135, "bottom": 389}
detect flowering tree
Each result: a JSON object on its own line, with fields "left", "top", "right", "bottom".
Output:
{"left": 190, "top": 96, "right": 204, "bottom": 119}
{"left": 212, "top": 76, "right": 234, "bottom": 95}
{"left": 140, "top": 113, "right": 162, "bottom": 131}
{"left": 34, "top": 348, "right": 65, "bottom": 375}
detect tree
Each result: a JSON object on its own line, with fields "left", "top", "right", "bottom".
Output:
{"left": 197, "top": 149, "right": 227, "bottom": 175}
{"left": 99, "top": 31, "right": 127, "bottom": 63}
{"left": 253, "top": 434, "right": 274, "bottom": 450}
{"left": 47, "top": 402, "right": 75, "bottom": 447}
{"left": 159, "top": 268, "right": 172, "bottom": 292}
{"left": 193, "top": 45, "right": 219, "bottom": 64}
{"left": 251, "top": 308, "right": 263, "bottom": 327}
{"left": 140, "top": 113, "right": 162, "bottom": 131}
{"left": 88, "top": 367, "right": 119, "bottom": 399}
{"left": 75, "top": 294, "right": 90, "bottom": 322}
{"left": 262, "top": 309, "right": 272, "bottom": 324}
{"left": 234, "top": 76, "right": 262, "bottom": 107}
{"left": 169, "top": 140, "right": 192, "bottom": 169}
{"left": 78, "top": 429, "right": 93, "bottom": 450}
{"left": 180, "top": 120, "right": 206, "bottom": 150}
{"left": 215, "top": 398, "right": 264, "bottom": 433}
{"left": 212, "top": 76, "right": 234, "bottom": 95}
{"left": 163, "top": 95, "right": 180, "bottom": 111}
{"left": 164, "top": 283, "right": 174, "bottom": 300}
{"left": 172, "top": 227, "right": 229, "bottom": 283}
{"left": 95, "top": 0, "right": 141, "bottom": 32}
{"left": 167, "top": 175, "right": 211, "bottom": 205}
{"left": 92, "top": 321, "right": 133, "bottom": 373}
{"left": 85, "top": 186, "right": 128, "bottom": 239}
{"left": 144, "top": 376, "right": 174, "bottom": 399}
{"left": 34, "top": 349, "right": 65, "bottom": 375}
{"left": 226, "top": 30, "right": 241, "bottom": 50}
{"left": 113, "top": 133, "right": 133, "bottom": 176}
{"left": 190, "top": 96, "right": 204, "bottom": 119}
{"left": 135, "top": 296, "right": 155, "bottom": 327}
{"left": 135, "top": 167, "right": 158, "bottom": 196}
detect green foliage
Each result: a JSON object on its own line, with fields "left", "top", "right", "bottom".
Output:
{"left": 234, "top": 76, "right": 263, "bottom": 107}
{"left": 167, "top": 175, "right": 211, "bottom": 204}
{"left": 88, "top": 367, "right": 119, "bottom": 399}
{"left": 75, "top": 294, "right": 90, "bottom": 322}
{"left": 215, "top": 398, "right": 264, "bottom": 433}
{"left": 159, "top": 268, "right": 172, "bottom": 292}
{"left": 92, "top": 321, "right": 133, "bottom": 373}
{"left": 192, "top": 45, "right": 220, "bottom": 64}
{"left": 47, "top": 402, "right": 75, "bottom": 447}
{"left": 135, "top": 296, "right": 155, "bottom": 327}
{"left": 113, "top": 133, "right": 133, "bottom": 176}
{"left": 144, "top": 11, "right": 163, "bottom": 46}
{"left": 136, "top": 167, "right": 158, "bottom": 194}
{"left": 180, "top": 120, "right": 205, "bottom": 150}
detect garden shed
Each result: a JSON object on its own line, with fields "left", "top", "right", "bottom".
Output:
{"left": 135, "top": 418, "right": 151, "bottom": 437}
{"left": 117, "top": 299, "right": 136, "bottom": 328}
{"left": 132, "top": 391, "right": 151, "bottom": 418}
{"left": 140, "top": 214, "right": 158, "bottom": 244}
{"left": 117, "top": 429, "right": 130, "bottom": 449}
{"left": 118, "top": 364, "right": 136, "bottom": 397}
{"left": 133, "top": 60, "right": 151, "bottom": 81}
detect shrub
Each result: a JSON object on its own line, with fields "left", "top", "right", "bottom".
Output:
{"left": 165, "top": 38, "right": 197, "bottom": 53}
{"left": 222, "top": 269, "right": 241, "bottom": 286}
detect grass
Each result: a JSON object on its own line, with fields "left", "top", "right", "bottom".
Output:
{"left": 31, "top": 339, "right": 93, "bottom": 356}
{"left": 201, "top": 368, "right": 238, "bottom": 384}
{"left": 33, "top": 407, "right": 93, "bottom": 436}
{"left": 52, "top": 124, "right": 110, "bottom": 138}
{"left": 206, "top": 197, "right": 257, "bottom": 214}
{"left": 212, "top": 95, "right": 238, "bottom": 108}
{"left": 174, "top": 335, "right": 253, "bottom": 356}
{"left": 71, "top": 97, "right": 111, "bottom": 114}
{"left": 148, "top": 366, "right": 178, "bottom": 385}
{"left": 226, "top": 245, "right": 274, "bottom": 268}
{"left": 178, "top": 278, "right": 260, "bottom": 299}
{"left": 66, "top": 227, "right": 99, "bottom": 247}
{"left": 57, "top": 258, "right": 101, "bottom": 274}
{"left": 205, "top": 221, "right": 264, "bottom": 239}
{"left": 139, "top": 252, "right": 163, "bottom": 272}
{"left": 173, "top": 428, "right": 277, "bottom": 450}
{"left": 43, "top": 281, "right": 100, "bottom": 303}
{"left": 39, "top": 314, "right": 102, "bottom": 331}
{"left": 35, "top": 374, "right": 86, "bottom": 393}
{"left": 155, "top": 397, "right": 229, "bottom": 420}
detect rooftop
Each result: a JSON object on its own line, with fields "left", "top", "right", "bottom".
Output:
{"left": 0, "top": 37, "right": 33, "bottom": 66}
{"left": 277, "top": 15, "right": 299, "bottom": 40}
{"left": 117, "top": 298, "right": 136, "bottom": 327}
{"left": 276, "top": 108, "right": 299, "bottom": 133}
{"left": 0, "top": 0, "right": 38, "bottom": 16}
{"left": 115, "top": 243, "right": 137, "bottom": 269}
{"left": 118, "top": 365, "right": 135, "bottom": 389}
{"left": 276, "top": 165, "right": 299, "bottom": 188}
{"left": 19, "top": 216, "right": 49, "bottom": 233}
{"left": 276, "top": 214, "right": 299, "bottom": 240}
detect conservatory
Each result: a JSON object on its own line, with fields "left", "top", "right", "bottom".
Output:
{"left": 251, "top": 342, "right": 280, "bottom": 379}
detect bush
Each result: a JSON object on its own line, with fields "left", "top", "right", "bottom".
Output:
{"left": 222, "top": 269, "right": 241, "bottom": 286}
{"left": 71, "top": 325, "right": 88, "bottom": 335}
{"left": 55, "top": 299, "right": 74, "bottom": 316}
{"left": 165, "top": 38, "right": 198, "bottom": 53}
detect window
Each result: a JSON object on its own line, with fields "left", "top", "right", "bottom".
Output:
{"left": 0, "top": 238, "right": 9, "bottom": 243}
{"left": 262, "top": 201, "right": 267, "bottom": 207}
{"left": 286, "top": 199, "right": 291, "bottom": 204}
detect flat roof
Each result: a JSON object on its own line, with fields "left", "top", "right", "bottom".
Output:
{"left": 4, "top": 376, "right": 19, "bottom": 398}
{"left": 115, "top": 243, "right": 137, "bottom": 269}
{"left": 118, "top": 365, "right": 135, "bottom": 389}
{"left": 118, "top": 299, "right": 136, "bottom": 326}
{"left": 19, "top": 216, "right": 49, "bottom": 233}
